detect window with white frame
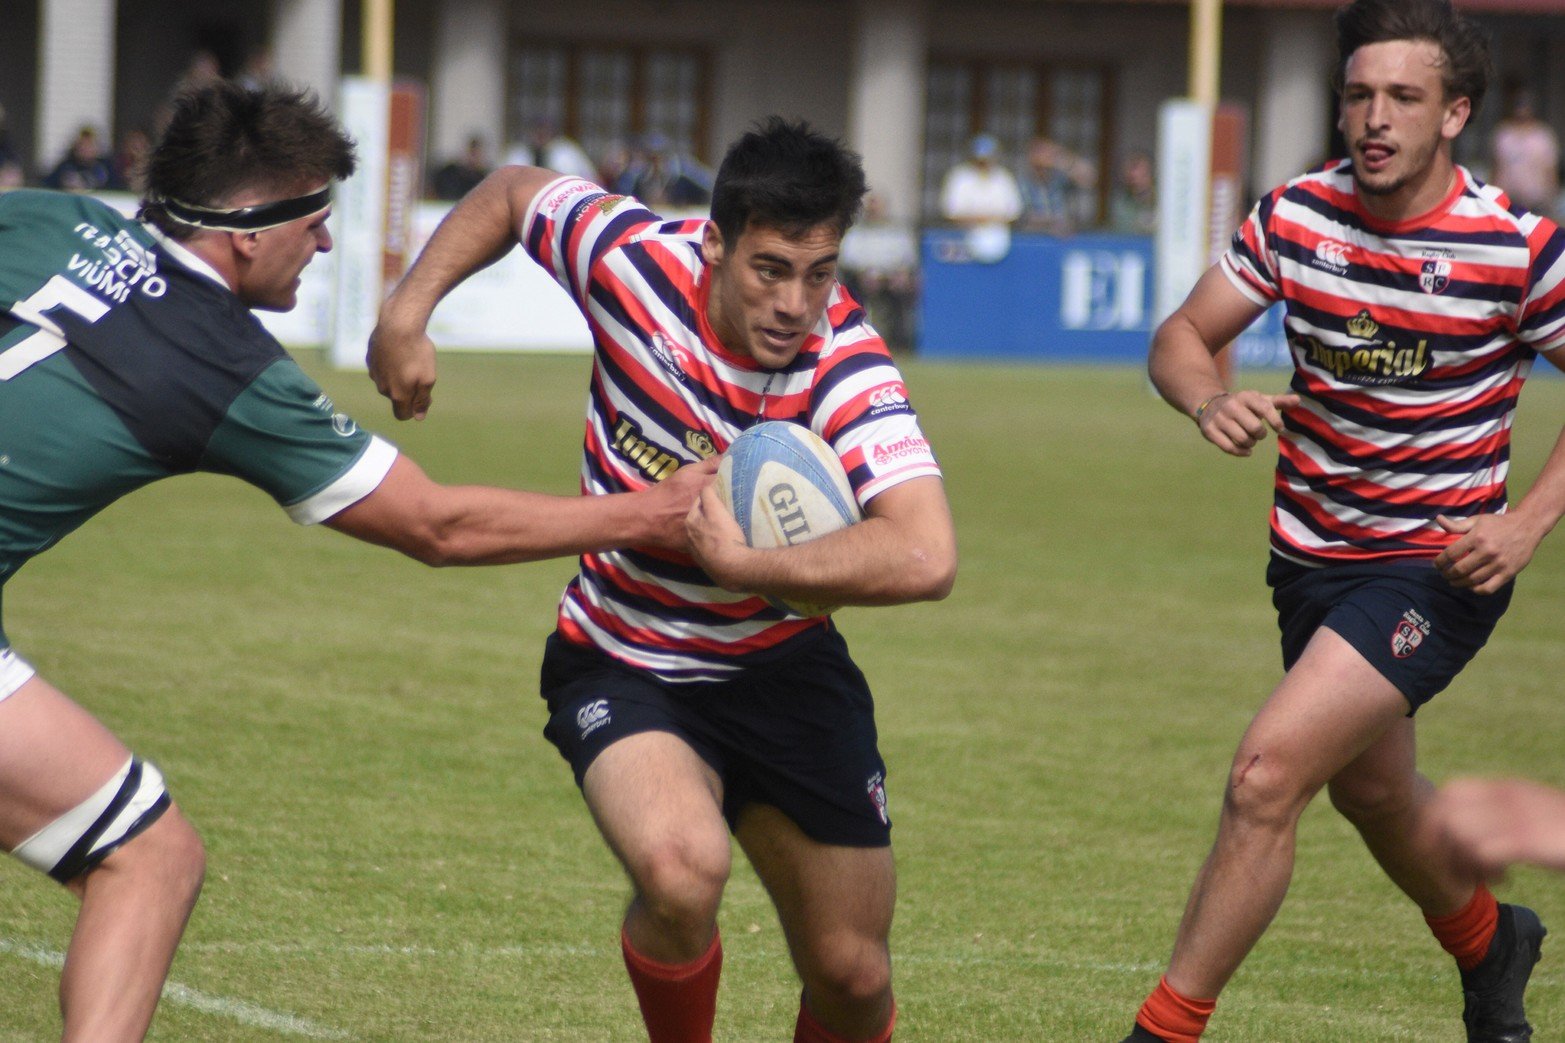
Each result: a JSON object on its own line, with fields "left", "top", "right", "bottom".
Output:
{"left": 508, "top": 42, "right": 712, "bottom": 179}
{"left": 923, "top": 57, "right": 1113, "bottom": 224}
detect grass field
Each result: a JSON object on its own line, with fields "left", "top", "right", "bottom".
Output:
{"left": 1, "top": 352, "right": 1562, "bottom": 1041}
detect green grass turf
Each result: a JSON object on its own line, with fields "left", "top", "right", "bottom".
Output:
{"left": 1, "top": 352, "right": 1562, "bottom": 1040}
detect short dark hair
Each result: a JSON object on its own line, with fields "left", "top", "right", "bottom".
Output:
{"left": 142, "top": 81, "right": 356, "bottom": 239}
{"left": 709, "top": 117, "right": 867, "bottom": 245}
{"left": 1333, "top": 0, "right": 1491, "bottom": 116}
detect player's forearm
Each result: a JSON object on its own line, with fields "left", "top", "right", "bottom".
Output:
{"left": 1149, "top": 311, "right": 1230, "bottom": 420}
{"left": 711, "top": 513, "right": 956, "bottom": 607}
{"left": 410, "top": 486, "right": 672, "bottom": 566}
{"left": 381, "top": 166, "right": 550, "bottom": 329}
{"left": 1507, "top": 422, "right": 1565, "bottom": 543}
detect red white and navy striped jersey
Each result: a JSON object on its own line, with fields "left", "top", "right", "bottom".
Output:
{"left": 1221, "top": 162, "right": 1565, "bottom": 566}
{"left": 522, "top": 177, "right": 942, "bottom": 682}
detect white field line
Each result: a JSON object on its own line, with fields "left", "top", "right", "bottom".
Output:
{"left": 0, "top": 937, "right": 350, "bottom": 1040}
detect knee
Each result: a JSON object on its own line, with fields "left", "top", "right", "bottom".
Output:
{"left": 799, "top": 933, "right": 892, "bottom": 1013}
{"left": 1328, "top": 773, "right": 1412, "bottom": 827}
{"left": 632, "top": 836, "right": 729, "bottom": 929}
{"left": 1221, "top": 750, "right": 1313, "bottom": 832}
{"left": 99, "top": 809, "right": 206, "bottom": 905}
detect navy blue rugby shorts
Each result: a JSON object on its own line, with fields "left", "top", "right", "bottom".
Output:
{"left": 540, "top": 625, "right": 891, "bottom": 847}
{"left": 1268, "top": 555, "right": 1513, "bottom": 712}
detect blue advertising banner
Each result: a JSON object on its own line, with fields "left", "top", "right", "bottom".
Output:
{"left": 919, "top": 230, "right": 1155, "bottom": 361}
{"left": 919, "top": 229, "right": 1294, "bottom": 368}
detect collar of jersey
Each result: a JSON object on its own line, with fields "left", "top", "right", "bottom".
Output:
{"left": 142, "top": 222, "right": 230, "bottom": 290}
{"left": 1350, "top": 164, "right": 1467, "bottom": 236}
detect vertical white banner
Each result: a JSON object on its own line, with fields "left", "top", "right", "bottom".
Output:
{"left": 1154, "top": 99, "right": 1213, "bottom": 327}
{"left": 331, "top": 77, "right": 390, "bottom": 369}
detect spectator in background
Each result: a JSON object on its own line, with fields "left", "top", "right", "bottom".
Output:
{"left": 1018, "top": 137, "right": 1092, "bottom": 235}
{"left": 44, "top": 126, "right": 121, "bottom": 193}
{"left": 0, "top": 105, "right": 24, "bottom": 191}
{"left": 627, "top": 131, "right": 713, "bottom": 209}
{"left": 940, "top": 132, "right": 1022, "bottom": 262}
{"left": 1490, "top": 80, "right": 1559, "bottom": 216}
{"left": 1110, "top": 150, "right": 1158, "bottom": 235}
{"left": 432, "top": 135, "right": 491, "bottom": 201}
{"left": 839, "top": 193, "right": 919, "bottom": 351}
{"left": 112, "top": 128, "right": 153, "bottom": 195}
{"left": 505, "top": 118, "right": 598, "bottom": 182}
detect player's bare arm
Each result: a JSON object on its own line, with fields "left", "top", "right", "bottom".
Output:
{"left": 325, "top": 453, "right": 717, "bottom": 564}
{"left": 1435, "top": 364, "right": 1565, "bottom": 593}
{"left": 1428, "top": 778, "right": 1565, "bottom": 877}
{"left": 1150, "top": 265, "right": 1298, "bottom": 457}
{"left": 687, "top": 475, "right": 956, "bottom": 606}
{"left": 369, "top": 164, "right": 563, "bottom": 420}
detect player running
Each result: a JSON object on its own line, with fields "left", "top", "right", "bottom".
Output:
{"left": 370, "top": 118, "right": 956, "bottom": 1042}
{"left": 1121, "top": 1, "right": 1565, "bottom": 1040}
{"left": 0, "top": 81, "right": 707, "bottom": 1042}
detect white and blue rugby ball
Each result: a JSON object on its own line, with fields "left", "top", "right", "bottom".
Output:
{"left": 715, "top": 421, "right": 863, "bottom": 617}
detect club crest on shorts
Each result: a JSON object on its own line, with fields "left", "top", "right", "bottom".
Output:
{"left": 1390, "top": 608, "right": 1432, "bottom": 659}
{"left": 866, "top": 772, "right": 889, "bottom": 825}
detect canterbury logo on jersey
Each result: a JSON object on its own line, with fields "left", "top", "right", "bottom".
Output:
{"left": 610, "top": 416, "right": 682, "bottom": 481}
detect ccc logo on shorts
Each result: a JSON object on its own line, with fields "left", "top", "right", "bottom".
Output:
{"left": 577, "top": 699, "right": 611, "bottom": 739}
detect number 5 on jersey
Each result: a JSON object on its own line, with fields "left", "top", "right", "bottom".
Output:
{"left": 0, "top": 275, "right": 110, "bottom": 380}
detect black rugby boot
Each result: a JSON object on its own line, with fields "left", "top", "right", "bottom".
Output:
{"left": 1119, "top": 1026, "right": 1167, "bottom": 1042}
{"left": 1461, "top": 903, "right": 1546, "bottom": 1042}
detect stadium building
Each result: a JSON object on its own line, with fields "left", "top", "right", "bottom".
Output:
{"left": 5, "top": 0, "right": 1565, "bottom": 221}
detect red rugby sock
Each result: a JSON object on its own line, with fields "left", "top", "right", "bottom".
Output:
{"left": 621, "top": 926, "right": 722, "bottom": 1043}
{"left": 1426, "top": 883, "right": 1499, "bottom": 971}
{"left": 1134, "top": 975, "right": 1216, "bottom": 1043}
{"left": 793, "top": 998, "right": 896, "bottom": 1042}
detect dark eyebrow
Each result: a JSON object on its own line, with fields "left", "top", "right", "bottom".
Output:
{"left": 752, "top": 250, "right": 839, "bottom": 270}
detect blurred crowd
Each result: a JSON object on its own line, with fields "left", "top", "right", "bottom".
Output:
{"left": 7, "top": 50, "right": 1561, "bottom": 357}
{"left": 430, "top": 123, "right": 716, "bottom": 208}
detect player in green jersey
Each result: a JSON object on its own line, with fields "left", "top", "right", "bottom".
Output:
{"left": 0, "top": 81, "right": 710, "bottom": 1042}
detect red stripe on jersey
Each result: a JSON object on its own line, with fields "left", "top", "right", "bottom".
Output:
{"left": 1279, "top": 439, "right": 1503, "bottom": 511}
{"left": 1286, "top": 405, "right": 1509, "bottom": 467}
{"left": 1274, "top": 482, "right": 1455, "bottom": 551}
{"left": 566, "top": 586, "right": 819, "bottom": 657}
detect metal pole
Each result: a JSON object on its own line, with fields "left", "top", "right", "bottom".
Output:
{"left": 1189, "top": 0, "right": 1222, "bottom": 109}
{"left": 364, "top": 0, "right": 394, "bottom": 83}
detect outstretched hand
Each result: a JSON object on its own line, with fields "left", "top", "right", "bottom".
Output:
{"left": 1432, "top": 513, "right": 1543, "bottom": 594}
{"left": 638, "top": 457, "right": 720, "bottom": 552}
{"left": 366, "top": 319, "right": 438, "bottom": 421}
{"left": 1197, "top": 391, "right": 1300, "bottom": 457}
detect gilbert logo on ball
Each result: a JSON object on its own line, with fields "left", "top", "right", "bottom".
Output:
{"left": 715, "top": 421, "right": 862, "bottom": 617}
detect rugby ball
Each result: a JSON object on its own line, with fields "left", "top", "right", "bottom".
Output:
{"left": 715, "top": 421, "right": 863, "bottom": 617}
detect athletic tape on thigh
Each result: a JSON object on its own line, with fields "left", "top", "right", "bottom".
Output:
{"left": 0, "top": 648, "right": 36, "bottom": 702}
{"left": 11, "top": 756, "right": 171, "bottom": 882}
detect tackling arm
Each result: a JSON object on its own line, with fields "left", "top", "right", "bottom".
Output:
{"left": 325, "top": 452, "right": 716, "bottom": 566}
{"left": 686, "top": 475, "right": 956, "bottom": 607}
{"left": 368, "top": 165, "right": 564, "bottom": 420}
{"left": 1149, "top": 264, "right": 1297, "bottom": 457}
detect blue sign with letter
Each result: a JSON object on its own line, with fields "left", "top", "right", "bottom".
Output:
{"left": 919, "top": 230, "right": 1154, "bottom": 361}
